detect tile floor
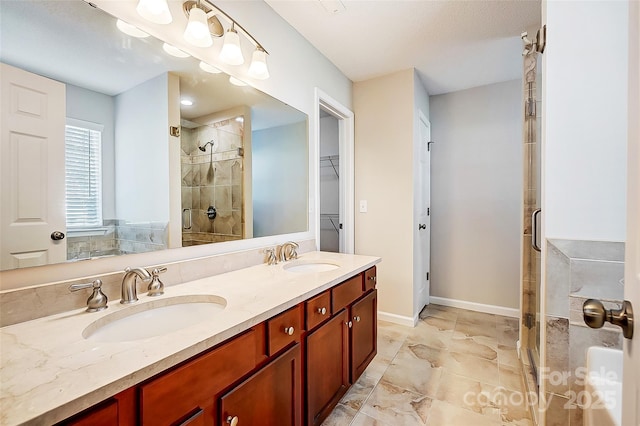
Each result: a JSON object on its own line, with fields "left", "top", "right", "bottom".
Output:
{"left": 321, "top": 304, "right": 533, "bottom": 426}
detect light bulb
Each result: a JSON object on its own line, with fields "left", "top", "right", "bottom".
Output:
{"left": 183, "top": 6, "right": 212, "bottom": 47}
{"left": 219, "top": 27, "right": 244, "bottom": 65}
{"left": 136, "top": 0, "right": 172, "bottom": 24}
{"left": 199, "top": 61, "right": 222, "bottom": 74}
{"left": 162, "top": 43, "right": 190, "bottom": 58}
{"left": 116, "top": 19, "right": 150, "bottom": 38}
{"left": 248, "top": 48, "right": 269, "bottom": 80}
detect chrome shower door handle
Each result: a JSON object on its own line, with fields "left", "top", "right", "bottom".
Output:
{"left": 531, "top": 208, "right": 541, "bottom": 252}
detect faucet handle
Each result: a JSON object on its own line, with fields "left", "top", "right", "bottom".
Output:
{"left": 265, "top": 248, "right": 278, "bottom": 265}
{"left": 147, "top": 267, "right": 167, "bottom": 297}
{"left": 70, "top": 279, "right": 108, "bottom": 312}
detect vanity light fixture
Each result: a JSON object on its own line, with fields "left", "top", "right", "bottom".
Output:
{"left": 116, "top": 19, "right": 150, "bottom": 38}
{"left": 180, "top": 99, "right": 194, "bottom": 106}
{"left": 162, "top": 42, "right": 190, "bottom": 58}
{"left": 136, "top": 0, "right": 271, "bottom": 79}
{"left": 219, "top": 24, "right": 244, "bottom": 65}
{"left": 248, "top": 46, "right": 269, "bottom": 80}
{"left": 183, "top": 1, "right": 213, "bottom": 47}
{"left": 136, "top": 0, "right": 172, "bottom": 24}
{"left": 199, "top": 61, "right": 222, "bottom": 74}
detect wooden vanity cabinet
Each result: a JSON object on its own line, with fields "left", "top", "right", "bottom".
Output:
{"left": 306, "top": 267, "right": 378, "bottom": 426}
{"left": 57, "top": 267, "right": 377, "bottom": 426}
{"left": 220, "top": 344, "right": 302, "bottom": 426}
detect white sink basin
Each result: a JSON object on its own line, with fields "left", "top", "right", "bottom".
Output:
{"left": 83, "top": 295, "right": 227, "bottom": 342}
{"left": 585, "top": 346, "right": 622, "bottom": 426}
{"left": 283, "top": 260, "right": 340, "bottom": 273}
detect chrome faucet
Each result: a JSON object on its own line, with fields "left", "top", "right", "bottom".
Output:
{"left": 277, "top": 241, "right": 299, "bottom": 262}
{"left": 121, "top": 267, "right": 152, "bottom": 304}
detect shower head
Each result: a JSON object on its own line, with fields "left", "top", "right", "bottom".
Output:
{"left": 198, "top": 140, "right": 215, "bottom": 152}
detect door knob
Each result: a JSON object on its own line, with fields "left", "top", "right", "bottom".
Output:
{"left": 583, "top": 299, "right": 634, "bottom": 339}
{"left": 51, "top": 231, "right": 65, "bottom": 241}
{"left": 418, "top": 224, "right": 426, "bottom": 230}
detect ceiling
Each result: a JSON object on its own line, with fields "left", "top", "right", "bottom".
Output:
{"left": 265, "top": 0, "right": 542, "bottom": 95}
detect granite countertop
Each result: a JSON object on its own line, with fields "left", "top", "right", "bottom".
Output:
{"left": 0, "top": 251, "right": 380, "bottom": 426}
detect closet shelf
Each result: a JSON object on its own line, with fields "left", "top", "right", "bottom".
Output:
{"left": 320, "top": 155, "right": 339, "bottom": 178}
{"left": 320, "top": 213, "right": 340, "bottom": 234}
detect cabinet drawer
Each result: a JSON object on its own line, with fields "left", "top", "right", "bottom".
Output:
{"left": 306, "top": 290, "right": 331, "bottom": 330}
{"left": 332, "top": 275, "right": 363, "bottom": 312}
{"left": 267, "top": 304, "right": 303, "bottom": 356}
{"left": 364, "top": 266, "right": 377, "bottom": 291}
{"left": 59, "top": 399, "right": 118, "bottom": 426}
{"left": 139, "top": 328, "right": 261, "bottom": 425}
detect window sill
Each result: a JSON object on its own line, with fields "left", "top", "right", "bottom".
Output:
{"left": 67, "top": 227, "right": 110, "bottom": 238}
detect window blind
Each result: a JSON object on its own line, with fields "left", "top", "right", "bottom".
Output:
{"left": 65, "top": 120, "right": 103, "bottom": 228}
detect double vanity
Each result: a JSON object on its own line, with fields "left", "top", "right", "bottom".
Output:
{"left": 0, "top": 251, "right": 380, "bottom": 426}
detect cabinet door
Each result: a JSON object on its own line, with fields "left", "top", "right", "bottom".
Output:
{"left": 220, "top": 344, "right": 302, "bottom": 426}
{"left": 350, "top": 290, "right": 377, "bottom": 383}
{"left": 306, "top": 310, "right": 349, "bottom": 426}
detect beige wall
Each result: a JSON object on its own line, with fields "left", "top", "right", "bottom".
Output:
{"left": 354, "top": 69, "right": 417, "bottom": 320}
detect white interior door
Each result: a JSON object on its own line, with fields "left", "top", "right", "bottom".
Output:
{"left": 622, "top": 1, "right": 639, "bottom": 424}
{"left": 417, "top": 112, "right": 431, "bottom": 309}
{"left": 0, "top": 63, "right": 66, "bottom": 270}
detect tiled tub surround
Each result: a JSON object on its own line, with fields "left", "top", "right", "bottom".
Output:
{"left": 0, "top": 239, "right": 316, "bottom": 327}
{"left": 66, "top": 220, "right": 169, "bottom": 260}
{"left": 181, "top": 120, "right": 245, "bottom": 246}
{"left": 0, "top": 250, "right": 380, "bottom": 425}
{"left": 543, "top": 239, "right": 624, "bottom": 426}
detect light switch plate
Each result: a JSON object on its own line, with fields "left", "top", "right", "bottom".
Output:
{"left": 359, "top": 200, "right": 368, "bottom": 213}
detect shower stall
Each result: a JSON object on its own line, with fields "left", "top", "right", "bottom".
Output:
{"left": 520, "top": 28, "right": 544, "bottom": 423}
{"left": 180, "top": 116, "right": 246, "bottom": 246}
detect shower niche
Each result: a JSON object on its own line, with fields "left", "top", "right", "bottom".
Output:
{"left": 180, "top": 109, "right": 249, "bottom": 246}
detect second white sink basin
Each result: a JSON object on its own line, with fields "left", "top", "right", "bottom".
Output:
{"left": 83, "top": 295, "right": 227, "bottom": 342}
{"left": 283, "top": 260, "right": 340, "bottom": 273}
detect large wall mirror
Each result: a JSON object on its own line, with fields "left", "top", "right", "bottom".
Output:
{"left": 0, "top": 0, "right": 309, "bottom": 272}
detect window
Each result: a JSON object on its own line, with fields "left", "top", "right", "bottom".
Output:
{"left": 65, "top": 119, "right": 103, "bottom": 229}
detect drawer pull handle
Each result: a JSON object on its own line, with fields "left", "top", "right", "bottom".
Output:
{"left": 317, "top": 307, "right": 327, "bottom": 315}
{"left": 368, "top": 276, "right": 377, "bottom": 281}
{"left": 353, "top": 315, "right": 361, "bottom": 322}
{"left": 227, "top": 416, "right": 239, "bottom": 426}
{"left": 284, "top": 326, "right": 295, "bottom": 336}
{"left": 346, "top": 321, "right": 353, "bottom": 328}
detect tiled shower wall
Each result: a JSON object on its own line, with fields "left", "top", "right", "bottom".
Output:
{"left": 181, "top": 120, "right": 244, "bottom": 246}
{"left": 544, "top": 239, "right": 624, "bottom": 426}
{"left": 67, "top": 220, "right": 168, "bottom": 260}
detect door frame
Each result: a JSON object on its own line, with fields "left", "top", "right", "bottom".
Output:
{"left": 622, "top": 0, "right": 639, "bottom": 423}
{"left": 314, "top": 88, "right": 354, "bottom": 254}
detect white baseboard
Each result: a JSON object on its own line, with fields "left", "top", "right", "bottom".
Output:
{"left": 378, "top": 310, "right": 418, "bottom": 327}
{"left": 429, "top": 296, "right": 520, "bottom": 318}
